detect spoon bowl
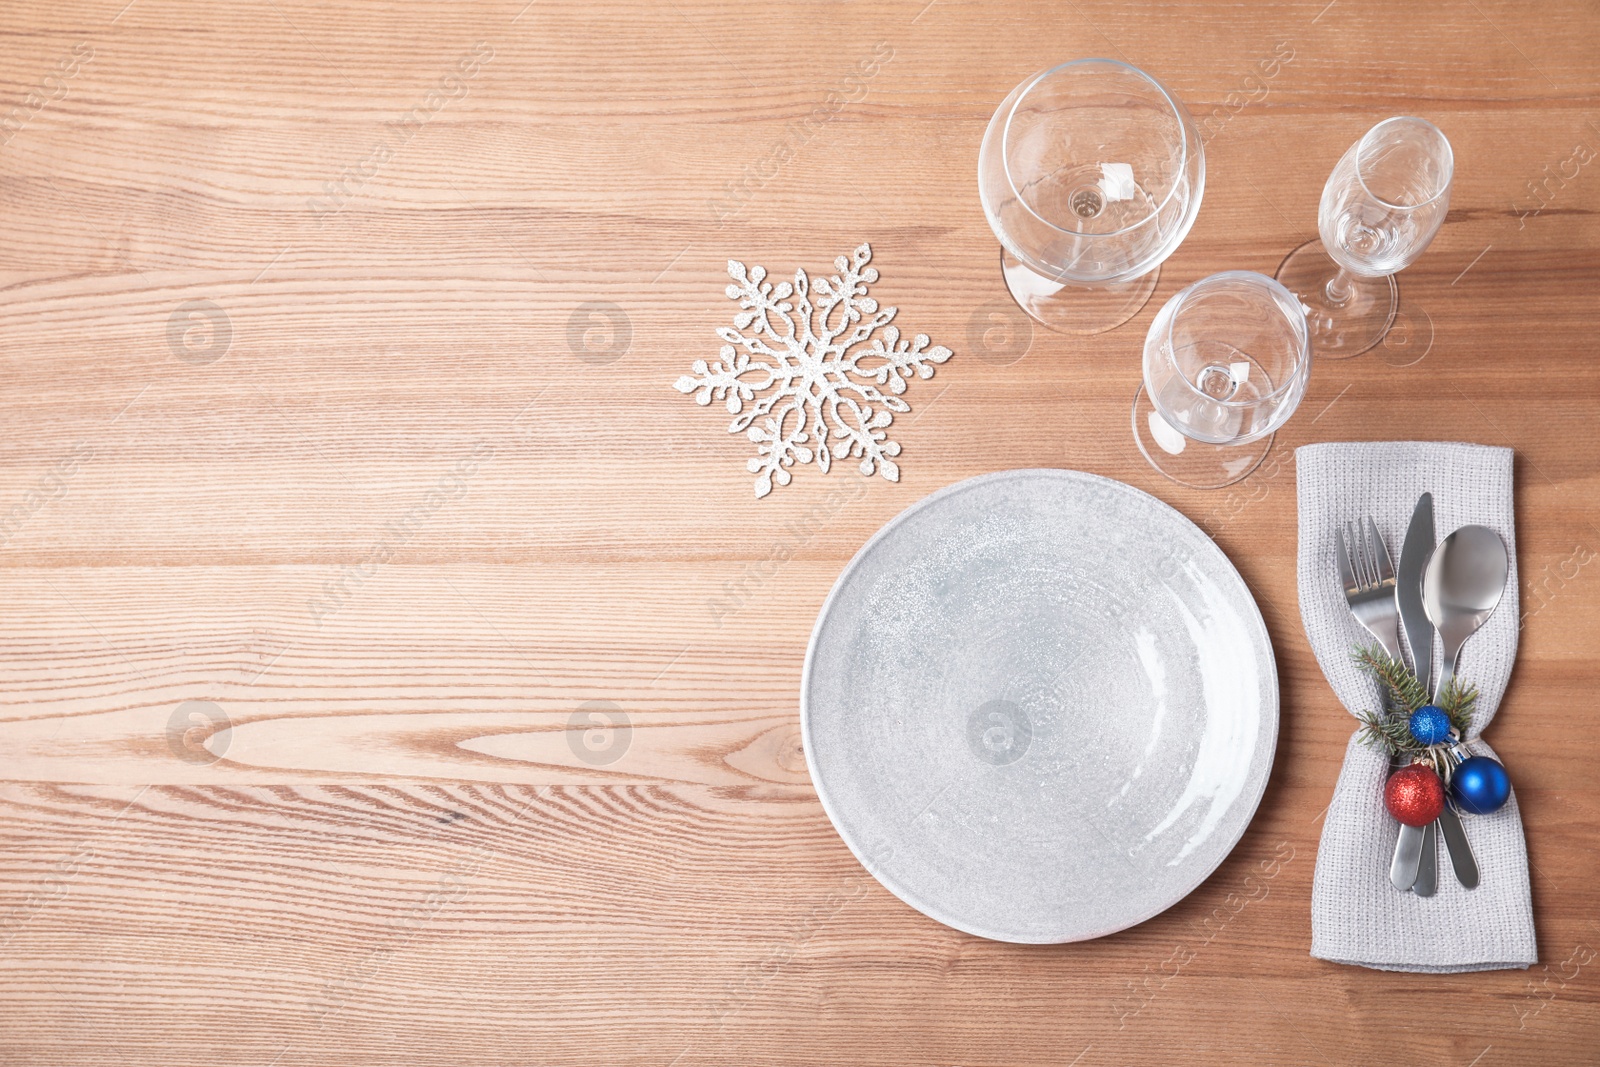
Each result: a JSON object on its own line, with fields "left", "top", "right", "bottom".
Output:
{"left": 1422, "top": 524, "right": 1509, "bottom": 700}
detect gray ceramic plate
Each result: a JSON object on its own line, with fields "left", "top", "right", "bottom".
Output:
{"left": 801, "top": 469, "right": 1278, "bottom": 943}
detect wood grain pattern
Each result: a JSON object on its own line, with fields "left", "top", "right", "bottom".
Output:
{"left": 2, "top": 0, "right": 1598, "bottom": 1062}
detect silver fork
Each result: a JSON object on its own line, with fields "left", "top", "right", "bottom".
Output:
{"left": 1335, "top": 518, "right": 1400, "bottom": 660}
{"left": 1335, "top": 518, "right": 1430, "bottom": 892}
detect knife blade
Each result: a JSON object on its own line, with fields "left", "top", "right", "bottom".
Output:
{"left": 1397, "top": 492, "right": 1435, "bottom": 694}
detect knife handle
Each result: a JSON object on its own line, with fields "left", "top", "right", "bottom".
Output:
{"left": 1413, "top": 821, "right": 1438, "bottom": 897}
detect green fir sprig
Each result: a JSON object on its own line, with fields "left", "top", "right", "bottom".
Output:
{"left": 1355, "top": 710, "right": 1417, "bottom": 754}
{"left": 1351, "top": 645, "right": 1428, "bottom": 714}
{"left": 1351, "top": 645, "right": 1478, "bottom": 762}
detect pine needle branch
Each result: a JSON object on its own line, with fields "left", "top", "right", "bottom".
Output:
{"left": 1438, "top": 677, "right": 1478, "bottom": 735}
{"left": 1356, "top": 708, "right": 1416, "bottom": 758}
{"left": 1349, "top": 642, "right": 1485, "bottom": 760}
{"left": 1351, "top": 645, "right": 1429, "bottom": 713}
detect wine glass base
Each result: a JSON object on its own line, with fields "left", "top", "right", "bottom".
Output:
{"left": 1132, "top": 385, "right": 1271, "bottom": 490}
{"left": 1274, "top": 240, "right": 1397, "bottom": 360}
{"left": 1000, "top": 247, "right": 1158, "bottom": 335}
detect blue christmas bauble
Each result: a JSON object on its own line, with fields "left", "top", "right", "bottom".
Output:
{"left": 1452, "top": 755, "right": 1511, "bottom": 815}
{"left": 1408, "top": 704, "right": 1452, "bottom": 746}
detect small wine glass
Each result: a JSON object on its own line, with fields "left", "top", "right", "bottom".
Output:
{"left": 1276, "top": 117, "right": 1453, "bottom": 359}
{"left": 978, "top": 59, "right": 1204, "bottom": 335}
{"left": 1132, "top": 271, "right": 1311, "bottom": 489}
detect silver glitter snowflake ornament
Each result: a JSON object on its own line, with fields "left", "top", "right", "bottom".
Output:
{"left": 674, "top": 243, "right": 952, "bottom": 498}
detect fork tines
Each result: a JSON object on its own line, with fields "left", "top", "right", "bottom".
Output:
{"left": 1339, "top": 518, "right": 1394, "bottom": 594}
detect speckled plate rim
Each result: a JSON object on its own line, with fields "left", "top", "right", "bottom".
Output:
{"left": 799, "top": 467, "right": 1280, "bottom": 944}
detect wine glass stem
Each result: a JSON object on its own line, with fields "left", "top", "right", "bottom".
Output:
{"left": 1324, "top": 267, "right": 1356, "bottom": 305}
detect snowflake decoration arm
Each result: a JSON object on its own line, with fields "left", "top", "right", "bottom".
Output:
{"left": 673, "top": 243, "right": 953, "bottom": 499}
{"left": 845, "top": 324, "right": 954, "bottom": 401}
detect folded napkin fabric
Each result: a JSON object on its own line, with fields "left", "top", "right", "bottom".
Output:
{"left": 1297, "top": 441, "right": 1535, "bottom": 973}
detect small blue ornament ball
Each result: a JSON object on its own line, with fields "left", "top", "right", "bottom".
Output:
{"left": 1408, "top": 704, "right": 1452, "bottom": 746}
{"left": 1453, "top": 755, "right": 1512, "bottom": 815}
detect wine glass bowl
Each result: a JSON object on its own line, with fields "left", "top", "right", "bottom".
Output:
{"left": 979, "top": 59, "right": 1204, "bottom": 334}
{"left": 1134, "top": 271, "right": 1311, "bottom": 488}
{"left": 1278, "top": 116, "right": 1453, "bottom": 358}
{"left": 1320, "top": 116, "right": 1453, "bottom": 276}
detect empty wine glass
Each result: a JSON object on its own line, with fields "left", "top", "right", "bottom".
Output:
{"left": 978, "top": 59, "right": 1204, "bottom": 335}
{"left": 1133, "top": 271, "right": 1311, "bottom": 489}
{"left": 1276, "top": 117, "right": 1453, "bottom": 359}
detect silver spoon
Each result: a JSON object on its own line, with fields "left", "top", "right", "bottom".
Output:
{"left": 1422, "top": 525, "right": 1509, "bottom": 700}
{"left": 1421, "top": 524, "right": 1508, "bottom": 891}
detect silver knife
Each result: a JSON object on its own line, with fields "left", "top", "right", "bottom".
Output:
{"left": 1388, "top": 493, "right": 1436, "bottom": 892}
{"left": 1397, "top": 492, "right": 1435, "bottom": 694}
{"left": 1395, "top": 492, "right": 1480, "bottom": 890}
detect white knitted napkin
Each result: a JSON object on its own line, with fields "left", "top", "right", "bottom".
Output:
{"left": 1297, "top": 441, "right": 1535, "bottom": 972}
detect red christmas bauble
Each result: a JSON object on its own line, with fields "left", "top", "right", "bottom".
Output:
{"left": 1384, "top": 764, "right": 1446, "bottom": 826}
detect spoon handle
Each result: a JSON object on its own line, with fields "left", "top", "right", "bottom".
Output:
{"left": 1438, "top": 804, "right": 1479, "bottom": 888}
{"left": 1436, "top": 646, "right": 1460, "bottom": 702}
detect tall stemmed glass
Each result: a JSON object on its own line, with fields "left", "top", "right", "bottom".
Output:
{"left": 1132, "top": 271, "right": 1311, "bottom": 489}
{"left": 1276, "top": 117, "right": 1453, "bottom": 359}
{"left": 978, "top": 59, "right": 1205, "bottom": 335}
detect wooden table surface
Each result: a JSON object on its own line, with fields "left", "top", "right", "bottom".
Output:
{"left": 3, "top": 0, "right": 1598, "bottom": 1063}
